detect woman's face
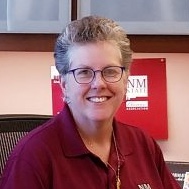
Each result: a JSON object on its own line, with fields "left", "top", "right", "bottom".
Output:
{"left": 62, "top": 41, "right": 128, "bottom": 124}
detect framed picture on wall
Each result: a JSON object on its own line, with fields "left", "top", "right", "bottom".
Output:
{"left": 77, "top": 0, "right": 189, "bottom": 35}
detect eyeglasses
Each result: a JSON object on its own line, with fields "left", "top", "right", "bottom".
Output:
{"left": 67, "top": 66, "right": 125, "bottom": 84}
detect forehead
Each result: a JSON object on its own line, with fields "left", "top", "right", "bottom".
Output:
{"left": 69, "top": 41, "right": 122, "bottom": 69}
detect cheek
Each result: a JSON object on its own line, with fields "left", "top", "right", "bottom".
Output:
{"left": 63, "top": 76, "right": 76, "bottom": 95}
{"left": 66, "top": 83, "right": 89, "bottom": 100}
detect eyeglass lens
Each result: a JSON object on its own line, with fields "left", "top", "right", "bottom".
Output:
{"left": 72, "top": 66, "right": 124, "bottom": 84}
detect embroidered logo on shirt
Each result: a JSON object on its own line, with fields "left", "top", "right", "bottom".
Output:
{"left": 138, "top": 183, "right": 151, "bottom": 189}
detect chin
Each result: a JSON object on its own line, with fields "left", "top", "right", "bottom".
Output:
{"left": 88, "top": 113, "right": 113, "bottom": 122}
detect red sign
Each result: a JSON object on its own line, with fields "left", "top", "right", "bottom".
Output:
{"left": 116, "top": 58, "right": 168, "bottom": 139}
{"left": 51, "top": 58, "right": 168, "bottom": 139}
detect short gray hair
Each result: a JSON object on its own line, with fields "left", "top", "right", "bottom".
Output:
{"left": 54, "top": 15, "right": 132, "bottom": 75}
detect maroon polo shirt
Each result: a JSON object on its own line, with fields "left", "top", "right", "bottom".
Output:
{"left": 0, "top": 105, "right": 180, "bottom": 189}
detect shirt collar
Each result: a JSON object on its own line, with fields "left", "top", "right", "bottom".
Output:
{"left": 54, "top": 105, "right": 133, "bottom": 158}
{"left": 55, "top": 105, "right": 89, "bottom": 157}
{"left": 113, "top": 120, "right": 133, "bottom": 157}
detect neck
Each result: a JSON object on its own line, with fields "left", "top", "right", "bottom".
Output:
{"left": 77, "top": 121, "right": 113, "bottom": 144}
{"left": 77, "top": 121, "right": 113, "bottom": 163}
{"left": 78, "top": 123, "right": 122, "bottom": 189}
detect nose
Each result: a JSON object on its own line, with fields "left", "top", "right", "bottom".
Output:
{"left": 91, "top": 71, "right": 106, "bottom": 88}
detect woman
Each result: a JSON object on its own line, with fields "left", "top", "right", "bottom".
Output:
{"left": 0, "top": 16, "right": 180, "bottom": 189}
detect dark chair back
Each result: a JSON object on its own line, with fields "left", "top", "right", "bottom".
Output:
{"left": 0, "top": 114, "right": 52, "bottom": 179}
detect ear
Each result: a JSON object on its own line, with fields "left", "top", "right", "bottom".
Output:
{"left": 123, "top": 70, "right": 130, "bottom": 84}
{"left": 60, "top": 75, "right": 67, "bottom": 96}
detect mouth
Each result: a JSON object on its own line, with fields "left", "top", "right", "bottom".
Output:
{"left": 87, "top": 96, "right": 110, "bottom": 103}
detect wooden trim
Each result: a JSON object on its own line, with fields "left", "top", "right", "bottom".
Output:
{"left": 0, "top": 34, "right": 189, "bottom": 52}
{"left": 128, "top": 35, "right": 189, "bottom": 53}
{"left": 0, "top": 34, "right": 58, "bottom": 52}
{"left": 71, "top": 0, "right": 77, "bottom": 21}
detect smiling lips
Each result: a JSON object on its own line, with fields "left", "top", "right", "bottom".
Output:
{"left": 88, "top": 96, "right": 110, "bottom": 103}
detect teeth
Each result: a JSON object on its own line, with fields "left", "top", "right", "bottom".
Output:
{"left": 89, "top": 97, "right": 107, "bottom": 103}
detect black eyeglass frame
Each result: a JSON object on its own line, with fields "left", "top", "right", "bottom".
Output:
{"left": 66, "top": 66, "right": 126, "bottom": 84}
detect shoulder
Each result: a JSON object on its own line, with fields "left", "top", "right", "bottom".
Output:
{"left": 115, "top": 121, "right": 165, "bottom": 169}
{"left": 116, "top": 120, "right": 152, "bottom": 140}
{"left": 115, "top": 120, "right": 161, "bottom": 155}
{"left": 1, "top": 113, "right": 67, "bottom": 185}
{"left": 10, "top": 115, "right": 62, "bottom": 160}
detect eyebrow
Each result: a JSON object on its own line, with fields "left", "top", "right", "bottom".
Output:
{"left": 70, "top": 63, "right": 121, "bottom": 70}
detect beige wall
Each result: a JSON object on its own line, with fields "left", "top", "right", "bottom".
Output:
{"left": 0, "top": 52, "right": 53, "bottom": 115}
{"left": 0, "top": 52, "right": 189, "bottom": 162}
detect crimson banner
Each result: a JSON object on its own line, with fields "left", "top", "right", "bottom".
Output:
{"left": 51, "top": 58, "right": 168, "bottom": 139}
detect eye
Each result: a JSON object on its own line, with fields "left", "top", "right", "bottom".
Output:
{"left": 103, "top": 67, "right": 119, "bottom": 77}
{"left": 76, "top": 68, "right": 93, "bottom": 78}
